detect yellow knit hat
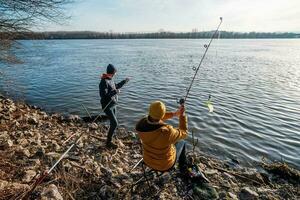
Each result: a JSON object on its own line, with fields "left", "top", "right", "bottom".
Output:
{"left": 149, "top": 101, "right": 166, "bottom": 120}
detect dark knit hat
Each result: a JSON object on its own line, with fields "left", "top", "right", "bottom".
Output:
{"left": 106, "top": 64, "right": 117, "bottom": 74}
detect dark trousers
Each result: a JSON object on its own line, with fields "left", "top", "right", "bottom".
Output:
{"left": 175, "top": 140, "right": 187, "bottom": 168}
{"left": 104, "top": 105, "right": 118, "bottom": 143}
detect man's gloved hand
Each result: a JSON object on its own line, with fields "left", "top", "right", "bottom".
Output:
{"left": 174, "top": 105, "right": 185, "bottom": 117}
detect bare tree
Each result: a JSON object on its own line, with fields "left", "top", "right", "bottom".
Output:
{"left": 0, "top": 0, "right": 72, "bottom": 63}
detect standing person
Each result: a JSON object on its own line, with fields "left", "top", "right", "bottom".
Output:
{"left": 99, "top": 64, "right": 129, "bottom": 149}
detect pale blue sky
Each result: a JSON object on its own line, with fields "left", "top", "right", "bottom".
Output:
{"left": 41, "top": 0, "right": 300, "bottom": 32}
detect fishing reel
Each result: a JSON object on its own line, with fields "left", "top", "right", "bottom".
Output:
{"left": 177, "top": 98, "right": 185, "bottom": 105}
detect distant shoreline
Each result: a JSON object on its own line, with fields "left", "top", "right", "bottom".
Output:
{"left": 15, "top": 38, "right": 300, "bottom": 40}
{"left": 6, "top": 31, "right": 300, "bottom": 40}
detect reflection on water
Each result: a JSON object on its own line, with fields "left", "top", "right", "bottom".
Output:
{"left": 1, "top": 39, "right": 300, "bottom": 169}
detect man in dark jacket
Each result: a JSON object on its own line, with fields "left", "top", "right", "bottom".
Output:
{"left": 99, "top": 64, "right": 129, "bottom": 149}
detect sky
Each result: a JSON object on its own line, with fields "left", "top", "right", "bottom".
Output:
{"left": 41, "top": 0, "right": 300, "bottom": 32}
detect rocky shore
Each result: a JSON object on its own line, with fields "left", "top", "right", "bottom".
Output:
{"left": 0, "top": 96, "right": 299, "bottom": 200}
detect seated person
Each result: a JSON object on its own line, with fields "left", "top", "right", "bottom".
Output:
{"left": 135, "top": 101, "right": 187, "bottom": 172}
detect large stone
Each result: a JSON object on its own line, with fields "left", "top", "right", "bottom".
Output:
{"left": 88, "top": 123, "right": 98, "bottom": 130}
{"left": 117, "top": 140, "right": 125, "bottom": 148}
{"left": 99, "top": 185, "right": 118, "bottom": 199}
{"left": 228, "top": 192, "right": 238, "bottom": 200}
{"left": 100, "top": 166, "right": 113, "bottom": 177}
{"left": 0, "top": 139, "right": 13, "bottom": 149}
{"left": 68, "top": 114, "right": 80, "bottom": 122}
{"left": 28, "top": 116, "right": 39, "bottom": 125}
{"left": 193, "top": 183, "right": 219, "bottom": 200}
{"left": 0, "top": 180, "right": 30, "bottom": 192}
{"left": 16, "top": 147, "right": 31, "bottom": 158}
{"left": 35, "top": 147, "right": 46, "bottom": 157}
{"left": 18, "top": 138, "right": 29, "bottom": 146}
{"left": 204, "top": 169, "right": 219, "bottom": 175}
{"left": 22, "top": 170, "right": 37, "bottom": 183}
{"left": 8, "top": 103, "right": 17, "bottom": 112}
{"left": 7, "top": 139, "right": 13, "bottom": 147}
{"left": 39, "top": 111, "right": 48, "bottom": 119}
{"left": 239, "top": 187, "right": 259, "bottom": 200}
{"left": 41, "top": 184, "right": 63, "bottom": 200}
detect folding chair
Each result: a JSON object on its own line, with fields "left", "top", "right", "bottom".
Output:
{"left": 131, "top": 159, "right": 176, "bottom": 195}
{"left": 131, "top": 138, "right": 176, "bottom": 194}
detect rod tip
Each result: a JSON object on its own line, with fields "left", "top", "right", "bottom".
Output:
{"left": 220, "top": 17, "right": 223, "bottom": 21}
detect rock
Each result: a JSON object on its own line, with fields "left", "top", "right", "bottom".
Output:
{"left": 7, "top": 139, "right": 13, "bottom": 147}
{"left": 221, "top": 180, "right": 231, "bottom": 188}
{"left": 95, "top": 167, "right": 102, "bottom": 176}
{"left": 204, "top": 169, "right": 218, "bottom": 175}
{"left": 243, "top": 172, "right": 265, "bottom": 185}
{"left": 228, "top": 192, "right": 238, "bottom": 200}
{"left": 39, "top": 111, "right": 48, "bottom": 119}
{"left": 223, "top": 172, "right": 235, "bottom": 179}
{"left": 0, "top": 180, "right": 30, "bottom": 192}
{"left": 13, "top": 120, "right": 20, "bottom": 127}
{"left": 0, "top": 139, "right": 13, "bottom": 149}
{"left": 88, "top": 123, "right": 98, "bottom": 130}
{"left": 28, "top": 116, "right": 39, "bottom": 125}
{"left": 100, "top": 167, "right": 113, "bottom": 177}
{"left": 35, "top": 147, "right": 45, "bottom": 157}
{"left": 132, "top": 154, "right": 141, "bottom": 159}
{"left": 5, "top": 99, "right": 13, "bottom": 105}
{"left": 218, "top": 191, "right": 227, "bottom": 199}
{"left": 100, "top": 185, "right": 117, "bottom": 199}
{"left": 193, "top": 183, "right": 219, "bottom": 200}
{"left": 18, "top": 138, "right": 29, "bottom": 146}
{"left": 51, "top": 140, "right": 60, "bottom": 151}
{"left": 117, "top": 140, "right": 125, "bottom": 148}
{"left": 239, "top": 187, "right": 259, "bottom": 200}
{"left": 257, "top": 188, "right": 274, "bottom": 193}
{"left": 41, "top": 184, "right": 63, "bottom": 200}
{"left": 8, "top": 103, "right": 16, "bottom": 112}
{"left": 16, "top": 147, "right": 31, "bottom": 158}
{"left": 68, "top": 114, "right": 80, "bottom": 122}
{"left": 116, "top": 167, "right": 123, "bottom": 174}
{"left": 22, "top": 170, "right": 37, "bottom": 183}
{"left": 51, "top": 113, "right": 60, "bottom": 120}
{"left": 128, "top": 131, "right": 137, "bottom": 139}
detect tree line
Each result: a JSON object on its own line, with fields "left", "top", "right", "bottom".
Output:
{"left": 4, "top": 31, "right": 300, "bottom": 40}
{"left": 0, "top": 0, "right": 71, "bottom": 63}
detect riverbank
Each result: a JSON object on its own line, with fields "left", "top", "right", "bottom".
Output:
{"left": 0, "top": 96, "right": 299, "bottom": 200}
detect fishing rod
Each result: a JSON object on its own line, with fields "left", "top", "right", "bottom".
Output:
{"left": 17, "top": 132, "right": 85, "bottom": 200}
{"left": 18, "top": 91, "right": 125, "bottom": 199}
{"left": 131, "top": 17, "right": 223, "bottom": 173}
{"left": 179, "top": 17, "right": 223, "bottom": 105}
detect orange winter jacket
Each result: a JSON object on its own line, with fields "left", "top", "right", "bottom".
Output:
{"left": 135, "top": 112, "right": 188, "bottom": 171}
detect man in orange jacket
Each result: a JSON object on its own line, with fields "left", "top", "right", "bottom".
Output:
{"left": 135, "top": 101, "right": 188, "bottom": 172}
